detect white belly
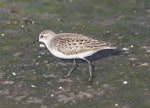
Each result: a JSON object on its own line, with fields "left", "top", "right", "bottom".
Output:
{"left": 48, "top": 48, "right": 97, "bottom": 59}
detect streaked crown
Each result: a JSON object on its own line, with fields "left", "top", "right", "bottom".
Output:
{"left": 39, "top": 30, "right": 56, "bottom": 44}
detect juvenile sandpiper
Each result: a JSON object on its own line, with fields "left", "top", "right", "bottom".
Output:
{"left": 39, "top": 30, "right": 116, "bottom": 83}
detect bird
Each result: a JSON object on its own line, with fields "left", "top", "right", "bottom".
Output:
{"left": 39, "top": 30, "right": 116, "bottom": 83}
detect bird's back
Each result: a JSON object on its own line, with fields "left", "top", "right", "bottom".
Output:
{"left": 49, "top": 33, "right": 115, "bottom": 57}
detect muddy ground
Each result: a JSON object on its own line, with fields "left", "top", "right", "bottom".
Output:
{"left": 0, "top": 0, "right": 149, "bottom": 108}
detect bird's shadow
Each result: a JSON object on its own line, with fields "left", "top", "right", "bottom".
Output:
{"left": 87, "top": 49, "right": 122, "bottom": 62}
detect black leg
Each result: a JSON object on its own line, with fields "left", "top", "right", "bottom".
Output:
{"left": 58, "top": 59, "right": 78, "bottom": 78}
{"left": 66, "top": 59, "right": 78, "bottom": 77}
{"left": 82, "top": 58, "right": 94, "bottom": 84}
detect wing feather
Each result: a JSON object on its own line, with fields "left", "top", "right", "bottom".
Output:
{"left": 50, "top": 33, "right": 113, "bottom": 55}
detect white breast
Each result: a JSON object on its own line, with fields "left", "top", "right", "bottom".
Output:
{"left": 47, "top": 48, "right": 97, "bottom": 59}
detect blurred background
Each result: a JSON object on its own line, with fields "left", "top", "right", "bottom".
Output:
{"left": 0, "top": 0, "right": 149, "bottom": 108}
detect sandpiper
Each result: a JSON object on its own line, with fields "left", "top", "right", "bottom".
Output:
{"left": 39, "top": 30, "right": 116, "bottom": 83}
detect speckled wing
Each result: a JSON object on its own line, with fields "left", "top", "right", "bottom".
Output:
{"left": 50, "top": 33, "right": 112, "bottom": 55}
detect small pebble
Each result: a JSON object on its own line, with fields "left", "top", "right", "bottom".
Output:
{"left": 50, "top": 94, "right": 54, "bottom": 97}
{"left": 14, "top": 21, "right": 17, "bottom": 24}
{"left": 134, "top": 32, "right": 139, "bottom": 35}
{"left": 32, "top": 21, "right": 35, "bottom": 24}
{"left": 1, "top": 34, "right": 5, "bottom": 36}
{"left": 146, "top": 50, "right": 150, "bottom": 53}
{"left": 130, "top": 45, "right": 134, "bottom": 48}
{"left": 129, "top": 57, "right": 137, "bottom": 61}
{"left": 122, "top": 47, "right": 129, "bottom": 51}
{"left": 21, "top": 25, "right": 24, "bottom": 28}
{"left": 58, "top": 86, "right": 63, "bottom": 90}
{"left": 38, "top": 56, "right": 41, "bottom": 58}
{"left": 31, "top": 85, "right": 36, "bottom": 88}
{"left": 12, "top": 72, "right": 16, "bottom": 76}
{"left": 123, "top": 81, "right": 128, "bottom": 85}
{"left": 35, "top": 62, "right": 40, "bottom": 65}
{"left": 133, "top": 10, "right": 137, "bottom": 13}
{"left": 139, "top": 62, "right": 148, "bottom": 67}
{"left": 39, "top": 44, "right": 45, "bottom": 48}
{"left": 115, "top": 103, "right": 119, "bottom": 107}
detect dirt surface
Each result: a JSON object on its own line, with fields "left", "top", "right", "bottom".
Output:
{"left": 0, "top": 0, "right": 149, "bottom": 108}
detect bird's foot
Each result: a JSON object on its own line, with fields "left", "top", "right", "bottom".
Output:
{"left": 57, "top": 74, "right": 70, "bottom": 79}
{"left": 87, "top": 77, "right": 93, "bottom": 85}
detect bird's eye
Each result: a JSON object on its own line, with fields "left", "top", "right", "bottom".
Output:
{"left": 40, "top": 35, "right": 44, "bottom": 38}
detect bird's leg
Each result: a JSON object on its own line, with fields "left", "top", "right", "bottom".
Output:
{"left": 83, "top": 58, "right": 94, "bottom": 84}
{"left": 61, "top": 59, "right": 78, "bottom": 78}
{"left": 67, "top": 59, "right": 78, "bottom": 76}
